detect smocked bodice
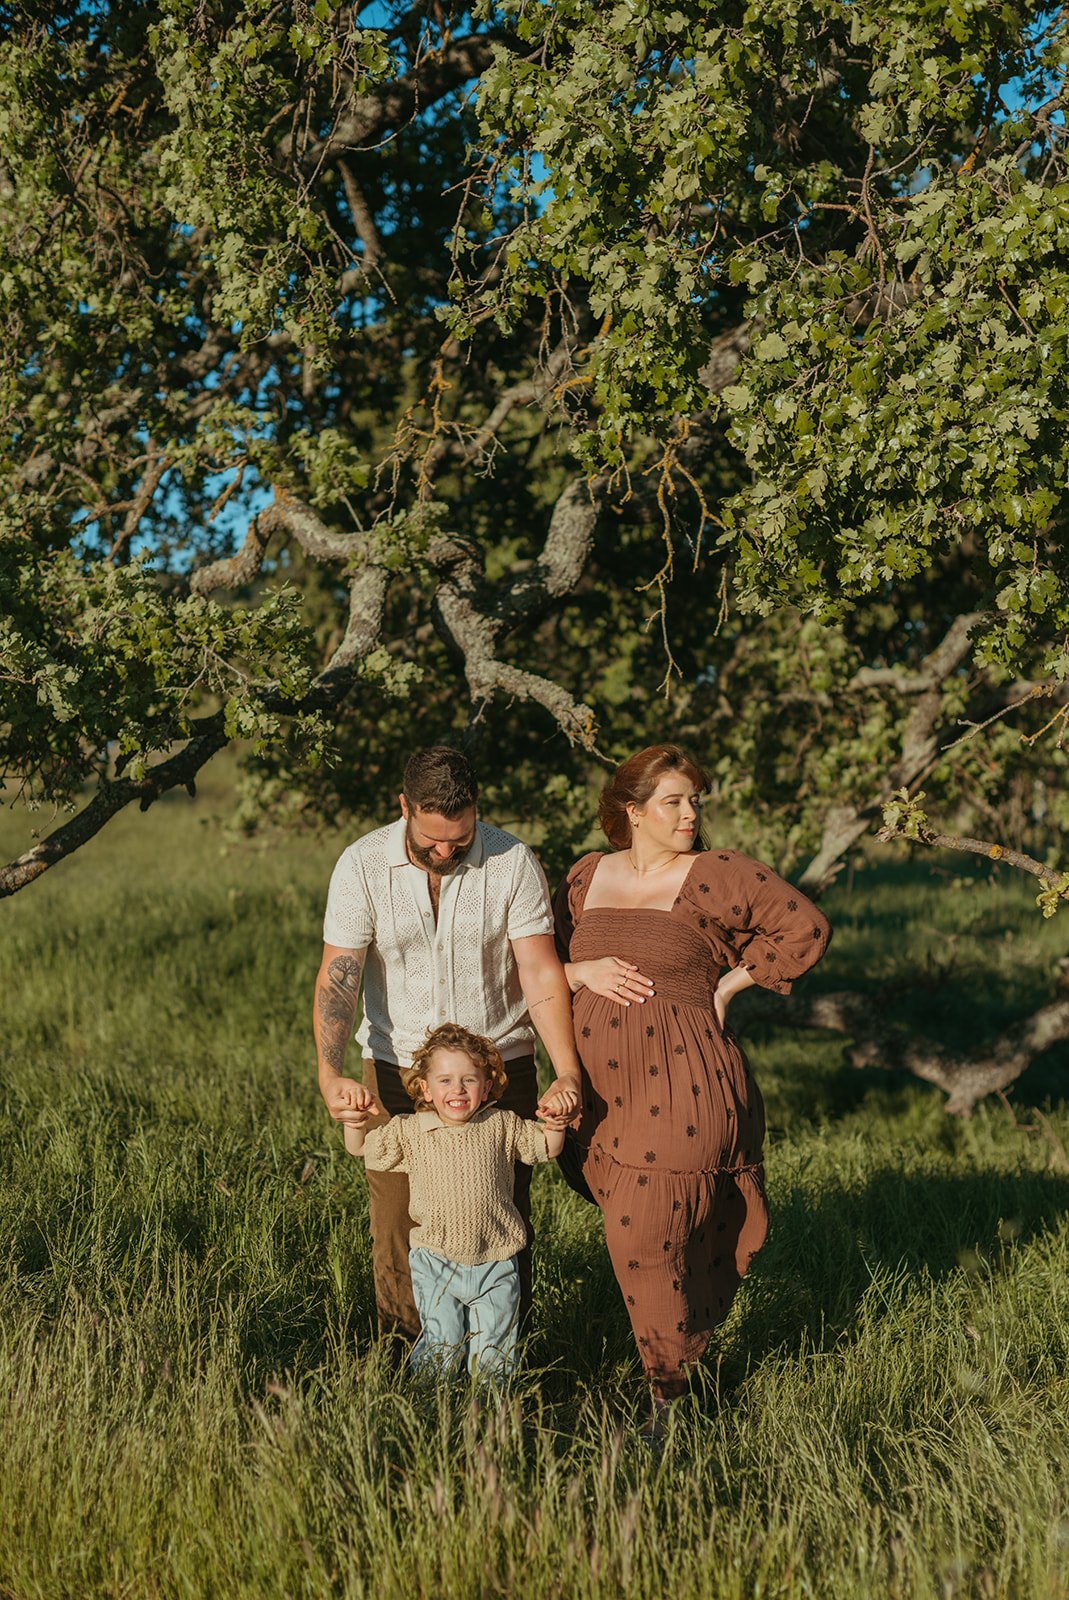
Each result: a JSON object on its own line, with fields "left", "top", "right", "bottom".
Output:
{"left": 569, "top": 907, "right": 719, "bottom": 1012}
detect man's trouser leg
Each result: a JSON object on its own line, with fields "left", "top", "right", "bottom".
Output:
{"left": 362, "top": 1054, "right": 538, "bottom": 1343}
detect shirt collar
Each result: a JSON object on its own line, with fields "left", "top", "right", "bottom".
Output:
{"left": 386, "top": 817, "right": 409, "bottom": 868}
{"left": 386, "top": 816, "right": 485, "bottom": 871}
{"left": 413, "top": 1105, "right": 495, "bottom": 1133}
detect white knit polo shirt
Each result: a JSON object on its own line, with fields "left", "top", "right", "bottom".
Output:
{"left": 322, "top": 818, "right": 554, "bottom": 1068}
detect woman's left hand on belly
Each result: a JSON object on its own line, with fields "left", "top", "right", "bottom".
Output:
{"left": 569, "top": 956, "right": 655, "bottom": 1005}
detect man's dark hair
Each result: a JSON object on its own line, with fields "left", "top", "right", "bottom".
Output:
{"left": 402, "top": 746, "right": 479, "bottom": 817}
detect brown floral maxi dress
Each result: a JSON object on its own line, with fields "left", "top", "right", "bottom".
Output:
{"left": 554, "top": 849, "right": 831, "bottom": 1398}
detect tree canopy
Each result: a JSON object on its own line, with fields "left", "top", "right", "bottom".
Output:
{"left": 1, "top": 0, "right": 1067, "bottom": 931}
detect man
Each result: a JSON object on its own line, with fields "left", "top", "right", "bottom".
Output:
{"left": 314, "top": 744, "right": 581, "bottom": 1342}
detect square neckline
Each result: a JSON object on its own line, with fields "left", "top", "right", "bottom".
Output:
{"left": 578, "top": 849, "right": 707, "bottom": 918}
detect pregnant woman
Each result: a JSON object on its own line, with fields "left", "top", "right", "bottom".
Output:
{"left": 553, "top": 744, "right": 830, "bottom": 1435}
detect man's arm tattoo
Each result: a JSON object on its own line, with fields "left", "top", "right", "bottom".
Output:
{"left": 316, "top": 954, "right": 365, "bottom": 1073}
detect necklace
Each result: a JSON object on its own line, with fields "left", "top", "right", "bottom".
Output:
{"left": 625, "top": 850, "right": 677, "bottom": 876}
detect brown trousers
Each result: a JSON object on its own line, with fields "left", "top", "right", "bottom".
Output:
{"left": 361, "top": 1055, "right": 539, "bottom": 1342}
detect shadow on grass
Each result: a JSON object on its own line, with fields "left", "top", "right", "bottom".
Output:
{"left": 340, "top": 1155, "right": 1069, "bottom": 1413}
{"left": 10, "top": 1139, "right": 1069, "bottom": 1427}
{"left": 724, "top": 1163, "right": 1069, "bottom": 1383}
{"left": 519, "top": 1158, "right": 1069, "bottom": 1412}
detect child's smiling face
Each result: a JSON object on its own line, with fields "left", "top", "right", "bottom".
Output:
{"left": 420, "top": 1047, "right": 492, "bottom": 1125}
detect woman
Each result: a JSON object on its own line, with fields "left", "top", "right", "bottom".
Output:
{"left": 553, "top": 744, "right": 830, "bottom": 1432}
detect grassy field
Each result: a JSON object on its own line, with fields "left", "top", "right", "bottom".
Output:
{"left": 1, "top": 776, "right": 1067, "bottom": 1599}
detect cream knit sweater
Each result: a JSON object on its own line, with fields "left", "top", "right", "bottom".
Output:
{"left": 362, "top": 1105, "right": 552, "bottom": 1265}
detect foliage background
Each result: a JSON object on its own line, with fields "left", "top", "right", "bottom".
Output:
{"left": 1, "top": 0, "right": 1067, "bottom": 902}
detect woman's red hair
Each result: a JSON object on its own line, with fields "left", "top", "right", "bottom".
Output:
{"left": 598, "top": 743, "right": 710, "bottom": 851}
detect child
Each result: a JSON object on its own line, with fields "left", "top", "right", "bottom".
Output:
{"left": 343, "top": 1022, "right": 576, "bottom": 1382}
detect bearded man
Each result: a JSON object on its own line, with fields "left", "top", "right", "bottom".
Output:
{"left": 314, "top": 744, "right": 581, "bottom": 1342}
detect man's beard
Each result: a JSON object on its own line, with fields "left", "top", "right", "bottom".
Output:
{"left": 405, "top": 823, "right": 468, "bottom": 876}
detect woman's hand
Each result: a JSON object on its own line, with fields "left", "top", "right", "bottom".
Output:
{"left": 537, "top": 1075, "right": 580, "bottom": 1126}
{"left": 712, "top": 966, "right": 757, "bottom": 1030}
{"left": 567, "top": 957, "right": 655, "bottom": 1004}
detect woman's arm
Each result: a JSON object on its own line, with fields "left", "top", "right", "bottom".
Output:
{"left": 717, "top": 854, "right": 832, "bottom": 996}
{"left": 712, "top": 964, "right": 756, "bottom": 1028}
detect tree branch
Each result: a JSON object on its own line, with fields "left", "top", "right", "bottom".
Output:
{"left": 698, "top": 322, "right": 752, "bottom": 396}
{"left": 190, "top": 490, "right": 388, "bottom": 679}
{"left": 0, "top": 657, "right": 371, "bottom": 899}
{"left": 875, "top": 815, "right": 1069, "bottom": 913}
{"left": 107, "top": 446, "right": 171, "bottom": 563}
{"left": 505, "top": 474, "right": 605, "bottom": 620}
{"left": 305, "top": 34, "right": 514, "bottom": 161}
{"left": 696, "top": 277, "right": 925, "bottom": 407}
{"left": 798, "top": 613, "right": 985, "bottom": 892}
{"left": 0, "top": 723, "right": 229, "bottom": 898}
{"left": 426, "top": 478, "right": 605, "bottom": 749}
{"left": 189, "top": 509, "right": 274, "bottom": 594}
{"left": 735, "top": 987, "right": 1069, "bottom": 1116}
{"left": 417, "top": 338, "right": 577, "bottom": 480}
{"left": 323, "top": 562, "right": 389, "bottom": 676}
{"left": 191, "top": 490, "right": 369, "bottom": 596}
{"left": 431, "top": 563, "right": 599, "bottom": 748}
{"left": 337, "top": 156, "right": 384, "bottom": 269}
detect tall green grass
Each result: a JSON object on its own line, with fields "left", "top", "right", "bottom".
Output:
{"left": 1, "top": 779, "right": 1067, "bottom": 1599}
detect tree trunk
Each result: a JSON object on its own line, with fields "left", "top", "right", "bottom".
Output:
{"left": 733, "top": 988, "right": 1069, "bottom": 1117}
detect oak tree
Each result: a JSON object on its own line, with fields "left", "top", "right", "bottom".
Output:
{"left": 2, "top": 0, "right": 1067, "bottom": 1107}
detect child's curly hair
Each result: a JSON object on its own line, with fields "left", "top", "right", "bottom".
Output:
{"left": 404, "top": 1022, "right": 509, "bottom": 1107}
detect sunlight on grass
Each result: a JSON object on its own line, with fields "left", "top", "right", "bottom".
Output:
{"left": 1, "top": 788, "right": 1067, "bottom": 1598}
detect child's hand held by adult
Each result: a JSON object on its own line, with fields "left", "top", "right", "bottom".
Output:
{"left": 536, "top": 1078, "right": 580, "bottom": 1126}
{"left": 330, "top": 1078, "right": 378, "bottom": 1126}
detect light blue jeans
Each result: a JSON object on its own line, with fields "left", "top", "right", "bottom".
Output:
{"left": 408, "top": 1248, "right": 520, "bottom": 1382}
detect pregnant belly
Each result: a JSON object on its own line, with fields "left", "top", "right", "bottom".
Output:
{"left": 574, "top": 996, "right": 762, "bottom": 1172}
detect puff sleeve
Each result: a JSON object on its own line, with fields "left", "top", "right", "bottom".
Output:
{"left": 551, "top": 852, "right": 601, "bottom": 963}
{"left": 686, "top": 850, "right": 831, "bottom": 995}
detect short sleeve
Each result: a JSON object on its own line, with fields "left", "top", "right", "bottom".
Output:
{"left": 552, "top": 852, "right": 601, "bottom": 961}
{"left": 502, "top": 1111, "right": 553, "bottom": 1167}
{"left": 362, "top": 1119, "right": 409, "bottom": 1173}
{"left": 685, "top": 850, "right": 831, "bottom": 995}
{"left": 323, "top": 846, "right": 374, "bottom": 949}
{"left": 506, "top": 844, "right": 554, "bottom": 942}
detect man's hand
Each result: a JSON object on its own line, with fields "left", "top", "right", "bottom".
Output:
{"left": 323, "top": 1077, "right": 377, "bottom": 1127}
